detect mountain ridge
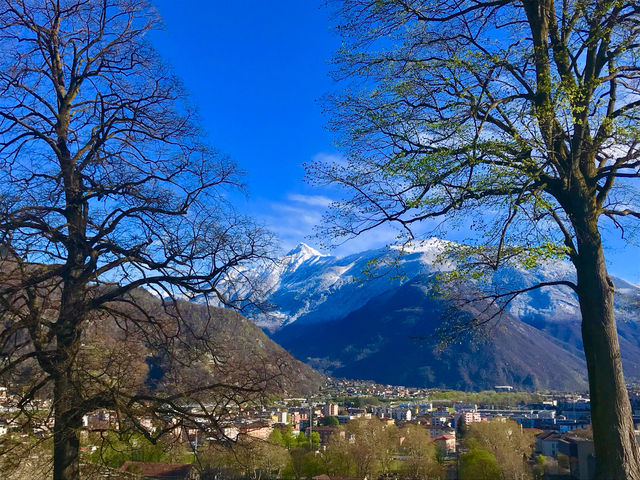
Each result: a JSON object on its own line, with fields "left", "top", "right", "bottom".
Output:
{"left": 233, "top": 240, "right": 640, "bottom": 390}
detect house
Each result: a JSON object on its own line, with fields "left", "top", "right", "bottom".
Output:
{"left": 118, "top": 461, "right": 197, "bottom": 480}
{"left": 273, "top": 411, "right": 288, "bottom": 424}
{"left": 239, "top": 421, "right": 273, "bottom": 440}
{"left": 307, "top": 425, "right": 345, "bottom": 446}
{"left": 536, "top": 430, "right": 564, "bottom": 458}
{"left": 557, "top": 437, "right": 596, "bottom": 480}
{"left": 425, "top": 424, "right": 455, "bottom": 438}
{"left": 82, "top": 410, "right": 118, "bottom": 432}
{"left": 432, "top": 434, "right": 456, "bottom": 454}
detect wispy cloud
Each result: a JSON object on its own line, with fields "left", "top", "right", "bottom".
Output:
{"left": 286, "top": 193, "right": 333, "bottom": 207}
{"left": 258, "top": 194, "right": 327, "bottom": 254}
{"left": 259, "top": 192, "right": 409, "bottom": 257}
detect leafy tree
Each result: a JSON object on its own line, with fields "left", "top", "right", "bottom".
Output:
{"left": 344, "top": 417, "right": 398, "bottom": 478}
{"left": 459, "top": 448, "right": 501, "bottom": 480}
{"left": 269, "top": 427, "right": 286, "bottom": 447}
{"left": 203, "top": 438, "right": 289, "bottom": 480}
{"left": 296, "top": 431, "right": 309, "bottom": 447}
{"left": 324, "top": 433, "right": 355, "bottom": 477}
{"left": 456, "top": 416, "right": 468, "bottom": 438}
{"left": 0, "top": 1, "right": 273, "bottom": 479}
{"left": 464, "top": 419, "right": 535, "bottom": 479}
{"left": 309, "top": 431, "right": 321, "bottom": 450}
{"left": 285, "top": 447, "right": 314, "bottom": 480}
{"left": 533, "top": 454, "right": 547, "bottom": 479}
{"left": 271, "top": 424, "right": 301, "bottom": 451}
{"left": 302, "top": 450, "right": 324, "bottom": 478}
{"left": 320, "top": 416, "right": 340, "bottom": 426}
{"left": 399, "top": 424, "right": 444, "bottom": 479}
{"left": 312, "top": 0, "right": 640, "bottom": 477}
{"left": 86, "top": 431, "right": 191, "bottom": 469}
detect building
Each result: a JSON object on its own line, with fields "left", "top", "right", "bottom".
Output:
{"left": 274, "top": 411, "right": 288, "bottom": 424}
{"left": 392, "top": 408, "right": 412, "bottom": 422}
{"left": 323, "top": 403, "right": 339, "bottom": 417}
{"left": 307, "top": 425, "right": 344, "bottom": 446}
{"left": 535, "top": 431, "right": 563, "bottom": 458}
{"left": 425, "top": 424, "right": 455, "bottom": 438}
{"left": 558, "top": 437, "right": 595, "bottom": 480}
{"left": 82, "top": 410, "right": 118, "bottom": 432}
{"left": 239, "top": 421, "right": 273, "bottom": 440}
{"left": 455, "top": 410, "right": 481, "bottom": 425}
{"left": 433, "top": 434, "right": 456, "bottom": 454}
{"left": 494, "top": 385, "right": 514, "bottom": 392}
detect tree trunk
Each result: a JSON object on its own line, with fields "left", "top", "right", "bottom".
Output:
{"left": 575, "top": 234, "right": 640, "bottom": 479}
{"left": 53, "top": 372, "right": 82, "bottom": 480}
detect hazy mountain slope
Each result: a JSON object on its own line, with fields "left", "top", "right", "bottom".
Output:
{"left": 240, "top": 240, "right": 640, "bottom": 389}
{"left": 273, "top": 275, "right": 589, "bottom": 391}
{"left": 165, "top": 299, "right": 325, "bottom": 396}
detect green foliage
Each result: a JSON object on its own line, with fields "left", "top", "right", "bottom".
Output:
{"left": 344, "top": 417, "right": 399, "bottom": 478}
{"left": 309, "top": 432, "right": 321, "bottom": 450}
{"left": 463, "top": 419, "right": 535, "bottom": 479}
{"left": 269, "top": 427, "right": 285, "bottom": 446}
{"left": 320, "top": 416, "right": 340, "bottom": 426}
{"left": 296, "top": 431, "right": 308, "bottom": 447}
{"left": 459, "top": 448, "right": 501, "bottom": 480}
{"left": 201, "top": 438, "right": 289, "bottom": 480}
{"left": 428, "top": 389, "right": 544, "bottom": 407}
{"left": 324, "top": 434, "right": 355, "bottom": 477}
{"left": 271, "top": 424, "right": 300, "bottom": 450}
{"left": 399, "top": 424, "right": 444, "bottom": 479}
{"left": 86, "top": 431, "right": 191, "bottom": 469}
{"left": 284, "top": 447, "right": 323, "bottom": 480}
{"left": 331, "top": 395, "right": 384, "bottom": 408}
{"left": 203, "top": 419, "right": 450, "bottom": 480}
{"left": 456, "top": 416, "right": 468, "bottom": 438}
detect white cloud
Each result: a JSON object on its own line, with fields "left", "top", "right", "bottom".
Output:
{"left": 286, "top": 193, "right": 333, "bottom": 207}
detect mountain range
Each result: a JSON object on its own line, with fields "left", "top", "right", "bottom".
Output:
{"left": 231, "top": 239, "right": 640, "bottom": 391}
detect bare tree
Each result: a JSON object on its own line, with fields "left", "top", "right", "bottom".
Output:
{"left": 311, "top": 0, "right": 640, "bottom": 478}
{"left": 0, "top": 1, "right": 275, "bottom": 479}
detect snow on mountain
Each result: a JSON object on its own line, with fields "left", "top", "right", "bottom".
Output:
{"left": 226, "top": 239, "right": 438, "bottom": 330}
{"left": 232, "top": 238, "right": 639, "bottom": 333}
{"left": 193, "top": 238, "right": 640, "bottom": 388}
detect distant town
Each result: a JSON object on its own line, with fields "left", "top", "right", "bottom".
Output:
{"left": 4, "top": 378, "right": 640, "bottom": 479}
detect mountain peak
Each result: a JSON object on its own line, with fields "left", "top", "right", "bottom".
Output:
{"left": 285, "top": 243, "right": 326, "bottom": 259}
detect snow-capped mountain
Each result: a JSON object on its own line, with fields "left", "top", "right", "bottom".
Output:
{"left": 244, "top": 239, "right": 585, "bottom": 329}
{"left": 245, "top": 238, "right": 451, "bottom": 330}
{"left": 250, "top": 239, "right": 640, "bottom": 332}
{"left": 207, "top": 238, "right": 640, "bottom": 390}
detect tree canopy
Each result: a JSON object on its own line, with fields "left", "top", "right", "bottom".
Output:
{"left": 0, "top": 1, "right": 273, "bottom": 479}
{"left": 312, "top": 0, "right": 640, "bottom": 477}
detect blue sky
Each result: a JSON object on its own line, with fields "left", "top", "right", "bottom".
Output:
{"left": 149, "top": 0, "right": 640, "bottom": 283}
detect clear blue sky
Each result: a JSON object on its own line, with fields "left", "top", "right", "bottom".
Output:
{"left": 149, "top": 0, "right": 640, "bottom": 283}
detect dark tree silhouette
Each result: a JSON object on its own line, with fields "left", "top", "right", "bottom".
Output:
{"left": 312, "top": 0, "right": 640, "bottom": 477}
{"left": 0, "top": 1, "right": 274, "bottom": 479}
